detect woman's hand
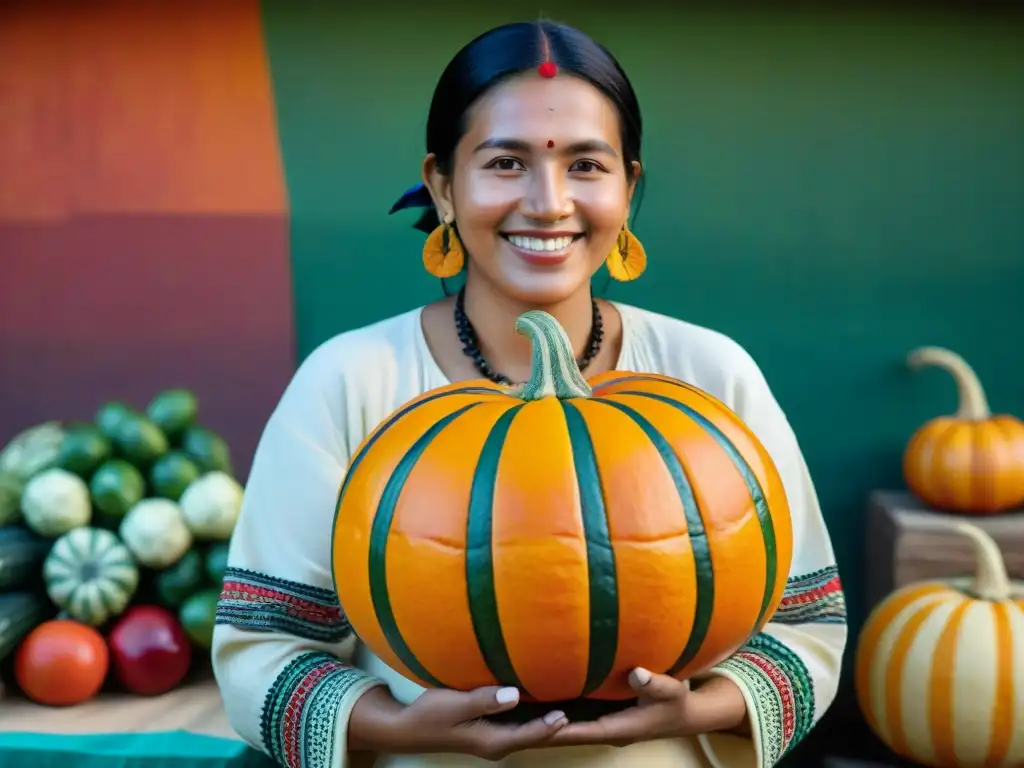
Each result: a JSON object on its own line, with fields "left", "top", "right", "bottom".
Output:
{"left": 349, "top": 683, "right": 567, "bottom": 761}
{"left": 547, "top": 668, "right": 749, "bottom": 749}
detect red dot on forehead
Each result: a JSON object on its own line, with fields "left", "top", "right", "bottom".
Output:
{"left": 546, "top": 140, "right": 555, "bottom": 149}
{"left": 538, "top": 61, "right": 558, "bottom": 78}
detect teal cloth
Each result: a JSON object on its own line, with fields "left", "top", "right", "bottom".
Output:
{"left": 0, "top": 731, "right": 277, "bottom": 768}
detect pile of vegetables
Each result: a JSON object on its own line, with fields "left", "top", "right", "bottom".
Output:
{"left": 0, "top": 389, "right": 242, "bottom": 706}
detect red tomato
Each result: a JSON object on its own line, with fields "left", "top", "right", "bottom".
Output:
{"left": 15, "top": 620, "right": 109, "bottom": 706}
{"left": 108, "top": 605, "right": 192, "bottom": 695}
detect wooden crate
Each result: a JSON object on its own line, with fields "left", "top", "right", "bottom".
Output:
{"left": 864, "top": 490, "right": 1024, "bottom": 610}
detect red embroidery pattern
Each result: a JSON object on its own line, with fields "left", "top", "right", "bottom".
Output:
{"left": 221, "top": 580, "right": 343, "bottom": 624}
{"left": 262, "top": 652, "right": 369, "bottom": 768}
{"left": 775, "top": 566, "right": 846, "bottom": 624}
{"left": 713, "top": 632, "right": 815, "bottom": 765}
{"left": 217, "top": 567, "right": 351, "bottom": 643}
{"left": 737, "top": 648, "right": 797, "bottom": 752}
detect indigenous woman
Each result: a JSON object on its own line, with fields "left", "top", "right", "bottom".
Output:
{"left": 212, "top": 19, "right": 847, "bottom": 768}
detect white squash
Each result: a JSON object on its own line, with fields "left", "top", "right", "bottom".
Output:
{"left": 44, "top": 526, "right": 139, "bottom": 626}
{"left": 21, "top": 467, "right": 91, "bottom": 537}
{"left": 118, "top": 498, "right": 192, "bottom": 569}
{"left": 179, "top": 471, "right": 243, "bottom": 540}
{"left": 855, "top": 522, "right": 1024, "bottom": 767}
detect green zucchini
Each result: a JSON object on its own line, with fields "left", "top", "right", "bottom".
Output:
{"left": 0, "top": 591, "right": 52, "bottom": 663}
{"left": 0, "top": 524, "right": 52, "bottom": 591}
{"left": 0, "top": 472, "right": 23, "bottom": 528}
{"left": 0, "top": 421, "right": 66, "bottom": 482}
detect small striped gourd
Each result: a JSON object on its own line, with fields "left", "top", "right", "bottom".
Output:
{"left": 855, "top": 522, "right": 1024, "bottom": 767}
{"left": 903, "top": 346, "right": 1024, "bottom": 514}
{"left": 43, "top": 526, "right": 139, "bottom": 627}
{"left": 332, "top": 310, "right": 793, "bottom": 702}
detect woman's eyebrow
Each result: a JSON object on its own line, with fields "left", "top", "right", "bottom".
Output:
{"left": 473, "top": 137, "right": 618, "bottom": 157}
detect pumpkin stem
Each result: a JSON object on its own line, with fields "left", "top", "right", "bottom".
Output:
{"left": 952, "top": 522, "right": 1011, "bottom": 602}
{"left": 907, "top": 346, "right": 991, "bottom": 421}
{"left": 512, "top": 310, "right": 593, "bottom": 401}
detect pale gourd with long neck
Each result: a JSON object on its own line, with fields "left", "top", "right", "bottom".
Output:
{"left": 903, "top": 346, "right": 1024, "bottom": 514}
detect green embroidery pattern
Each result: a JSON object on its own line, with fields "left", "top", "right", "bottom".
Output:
{"left": 714, "top": 632, "right": 815, "bottom": 765}
{"left": 260, "top": 651, "right": 371, "bottom": 768}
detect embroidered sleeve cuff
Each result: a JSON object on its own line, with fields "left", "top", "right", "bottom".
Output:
{"left": 260, "top": 651, "right": 386, "bottom": 768}
{"left": 699, "top": 633, "right": 815, "bottom": 768}
{"left": 217, "top": 567, "right": 354, "bottom": 644}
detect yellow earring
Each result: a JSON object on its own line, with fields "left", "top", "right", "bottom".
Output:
{"left": 605, "top": 224, "right": 647, "bottom": 281}
{"left": 422, "top": 215, "right": 465, "bottom": 278}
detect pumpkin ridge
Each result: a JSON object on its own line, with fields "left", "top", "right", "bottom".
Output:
{"left": 332, "top": 384, "right": 502, "bottom": 622}
{"left": 466, "top": 404, "right": 526, "bottom": 692}
{"left": 883, "top": 599, "right": 943, "bottom": 756}
{"left": 925, "top": 600, "right": 969, "bottom": 765}
{"left": 986, "top": 602, "right": 1014, "bottom": 765}
{"left": 591, "top": 399, "right": 715, "bottom": 678}
{"left": 925, "top": 420, "right": 961, "bottom": 506}
{"left": 561, "top": 401, "right": 618, "bottom": 697}
{"left": 854, "top": 585, "right": 948, "bottom": 734}
{"left": 616, "top": 390, "right": 779, "bottom": 632}
{"left": 592, "top": 375, "right": 750, "bottom": 442}
{"left": 988, "top": 418, "right": 1020, "bottom": 510}
{"left": 367, "top": 402, "right": 483, "bottom": 689}
{"left": 335, "top": 386, "right": 505, "bottom": 516}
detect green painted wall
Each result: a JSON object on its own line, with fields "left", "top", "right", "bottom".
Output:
{"left": 261, "top": 4, "right": 1024, "bottom": 665}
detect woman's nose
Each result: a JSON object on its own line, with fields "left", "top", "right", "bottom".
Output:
{"left": 520, "top": 165, "right": 573, "bottom": 222}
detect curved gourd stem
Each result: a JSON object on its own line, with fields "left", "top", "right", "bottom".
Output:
{"left": 952, "top": 522, "right": 1011, "bottom": 602}
{"left": 907, "top": 346, "right": 991, "bottom": 421}
{"left": 513, "top": 310, "right": 593, "bottom": 401}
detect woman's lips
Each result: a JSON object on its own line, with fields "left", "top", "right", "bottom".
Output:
{"left": 501, "top": 233, "right": 583, "bottom": 266}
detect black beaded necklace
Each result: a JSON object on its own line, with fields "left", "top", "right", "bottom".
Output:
{"left": 453, "top": 286, "right": 604, "bottom": 385}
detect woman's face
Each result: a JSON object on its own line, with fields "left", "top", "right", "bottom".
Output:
{"left": 424, "top": 73, "right": 639, "bottom": 305}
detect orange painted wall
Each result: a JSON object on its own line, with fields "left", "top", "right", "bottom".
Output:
{"left": 0, "top": 0, "right": 287, "bottom": 220}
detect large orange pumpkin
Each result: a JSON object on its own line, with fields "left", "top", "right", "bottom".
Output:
{"left": 855, "top": 522, "right": 1024, "bottom": 767}
{"left": 903, "top": 346, "right": 1024, "bottom": 514}
{"left": 332, "top": 310, "right": 793, "bottom": 702}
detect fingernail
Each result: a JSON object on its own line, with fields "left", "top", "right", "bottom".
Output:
{"left": 495, "top": 687, "right": 519, "bottom": 705}
{"left": 543, "top": 710, "right": 566, "bottom": 725}
{"left": 631, "top": 667, "right": 652, "bottom": 687}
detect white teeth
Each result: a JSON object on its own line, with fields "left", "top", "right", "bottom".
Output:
{"left": 507, "top": 235, "right": 575, "bottom": 252}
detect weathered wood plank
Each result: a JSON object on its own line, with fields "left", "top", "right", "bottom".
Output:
{"left": 865, "top": 490, "right": 1024, "bottom": 610}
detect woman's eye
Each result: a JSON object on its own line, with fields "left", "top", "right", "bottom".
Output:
{"left": 570, "top": 159, "right": 604, "bottom": 173}
{"left": 490, "top": 157, "right": 526, "bottom": 171}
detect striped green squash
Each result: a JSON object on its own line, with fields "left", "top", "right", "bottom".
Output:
{"left": 43, "top": 527, "right": 139, "bottom": 626}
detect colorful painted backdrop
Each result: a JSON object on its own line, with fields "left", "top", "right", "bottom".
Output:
{"left": 2, "top": 2, "right": 1023, "bottom": 759}
{"left": 0, "top": 2, "right": 294, "bottom": 477}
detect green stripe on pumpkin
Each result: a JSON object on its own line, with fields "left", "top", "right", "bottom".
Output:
{"left": 335, "top": 386, "right": 500, "bottom": 506}
{"left": 620, "top": 389, "right": 779, "bottom": 631}
{"left": 367, "top": 401, "right": 482, "bottom": 689}
{"left": 595, "top": 399, "right": 715, "bottom": 678}
{"left": 466, "top": 404, "right": 525, "bottom": 690}
{"left": 331, "top": 386, "right": 500, "bottom": 601}
{"left": 561, "top": 401, "right": 619, "bottom": 697}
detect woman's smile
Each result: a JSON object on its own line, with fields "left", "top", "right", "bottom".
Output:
{"left": 499, "top": 230, "right": 586, "bottom": 266}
